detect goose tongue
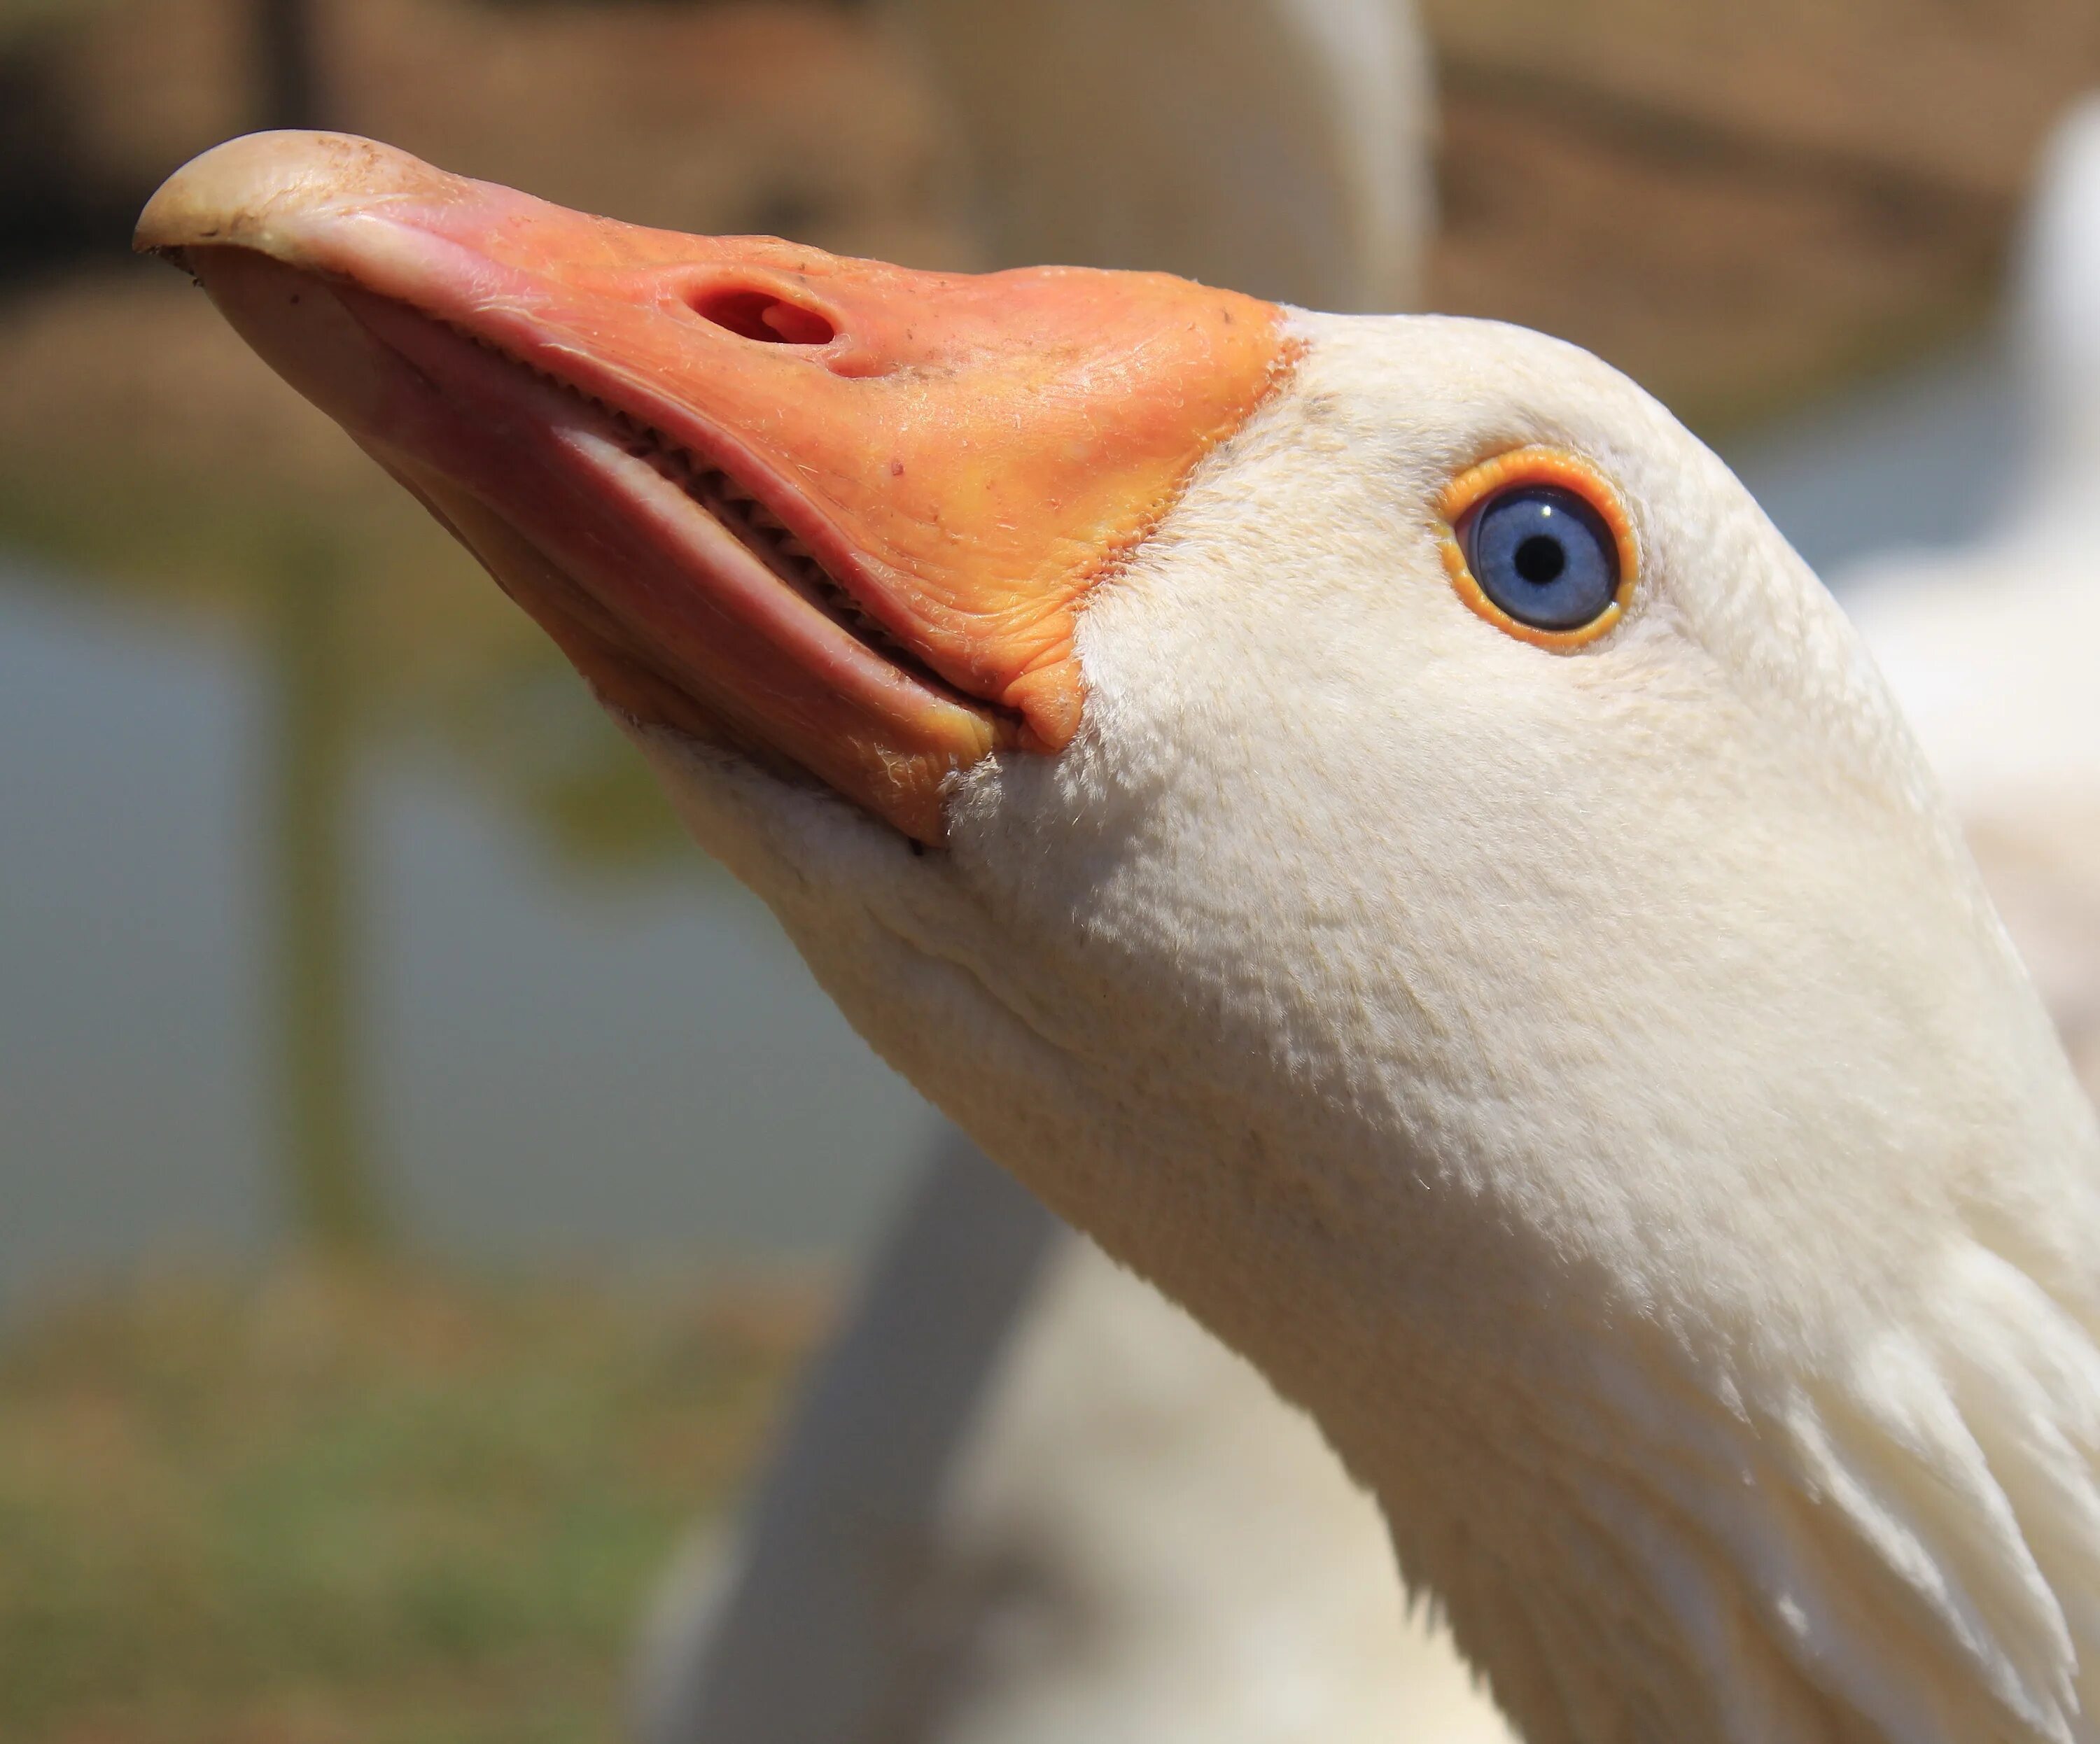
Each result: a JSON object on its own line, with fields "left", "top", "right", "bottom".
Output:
{"left": 136, "top": 131, "right": 1293, "bottom": 842}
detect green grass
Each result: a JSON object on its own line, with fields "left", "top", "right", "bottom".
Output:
{"left": 0, "top": 1266, "right": 822, "bottom": 1744}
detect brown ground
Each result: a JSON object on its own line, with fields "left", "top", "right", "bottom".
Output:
{"left": 1427, "top": 0, "right": 2100, "bottom": 421}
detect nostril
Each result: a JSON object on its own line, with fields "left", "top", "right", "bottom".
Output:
{"left": 688, "top": 286, "right": 836, "bottom": 346}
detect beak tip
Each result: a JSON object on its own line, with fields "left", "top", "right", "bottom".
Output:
{"left": 134, "top": 129, "right": 443, "bottom": 260}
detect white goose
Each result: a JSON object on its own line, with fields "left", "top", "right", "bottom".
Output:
{"left": 1843, "top": 95, "right": 2100, "bottom": 1102}
{"left": 141, "top": 132, "right": 2100, "bottom": 1743}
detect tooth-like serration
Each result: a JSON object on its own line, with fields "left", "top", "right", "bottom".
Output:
{"left": 431, "top": 321, "right": 974, "bottom": 698}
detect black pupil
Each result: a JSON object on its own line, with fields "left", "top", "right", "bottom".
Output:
{"left": 1513, "top": 535, "right": 1565, "bottom": 586}
{"left": 1463, "top": 483, "right": 1618, "bottom": 633}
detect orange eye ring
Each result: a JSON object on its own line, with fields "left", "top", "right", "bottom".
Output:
{"left": 1436, "top": 446, "right": 1639, "bottom": 652}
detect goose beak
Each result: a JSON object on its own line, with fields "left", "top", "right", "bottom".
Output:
{"left": 136, "top": 132, "right": 1291, "bottom": 842}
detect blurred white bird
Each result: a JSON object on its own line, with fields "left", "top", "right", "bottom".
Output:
{"left": 1842, "top": 96, "right": 2100, "bottom": 1099}
{"left": 896, "top": 0, "right": 1429, "bottom": 311}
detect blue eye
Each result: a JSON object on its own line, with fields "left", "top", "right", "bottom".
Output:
{"left": 1463, "top": 485, "right": 1620, "bottom": 633}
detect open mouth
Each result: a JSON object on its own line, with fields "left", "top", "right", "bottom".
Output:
{"left": 298, "top": 274, "right": 1016, "bottom": 786}
{"left": 170, "top": 245, "right": 1021, "bottom": 843}
{"left": 426, "top": 311, "right": 991, "bottom": 727}
{"left": 139, "top": 131, "right": 1295, "bottom": 843}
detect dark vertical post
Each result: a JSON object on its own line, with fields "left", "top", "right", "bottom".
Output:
{"left": 251, "top": 2, "right": 386, "bottom": 1256}
{"left": 270, "top": 534, "right": 386, "bottom": 1257}
{"left": 255, "top": 0, "right": 321, "bottom": 132}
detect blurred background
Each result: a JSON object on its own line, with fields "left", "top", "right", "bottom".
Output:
{"left": 4, "top": 1, "right": 2100, "bottom": 1738}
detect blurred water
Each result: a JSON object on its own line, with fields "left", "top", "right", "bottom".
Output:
{"left": 0, "top": 333, "right": 2026, "bottom": 1316}
{"left": 0, "top": 579, "right": 269, "bottom": 1300}
{"left": 0, "top": 566, "right": 937, "bottom": 1316}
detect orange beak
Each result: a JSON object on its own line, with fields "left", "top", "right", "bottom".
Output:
{"left": 136, "top": 132, "right": 1293, "bottom": 842}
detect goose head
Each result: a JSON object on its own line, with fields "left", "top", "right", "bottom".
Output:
{"left": 142, "top": 133, "right": 2100, "bottom": 1744}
